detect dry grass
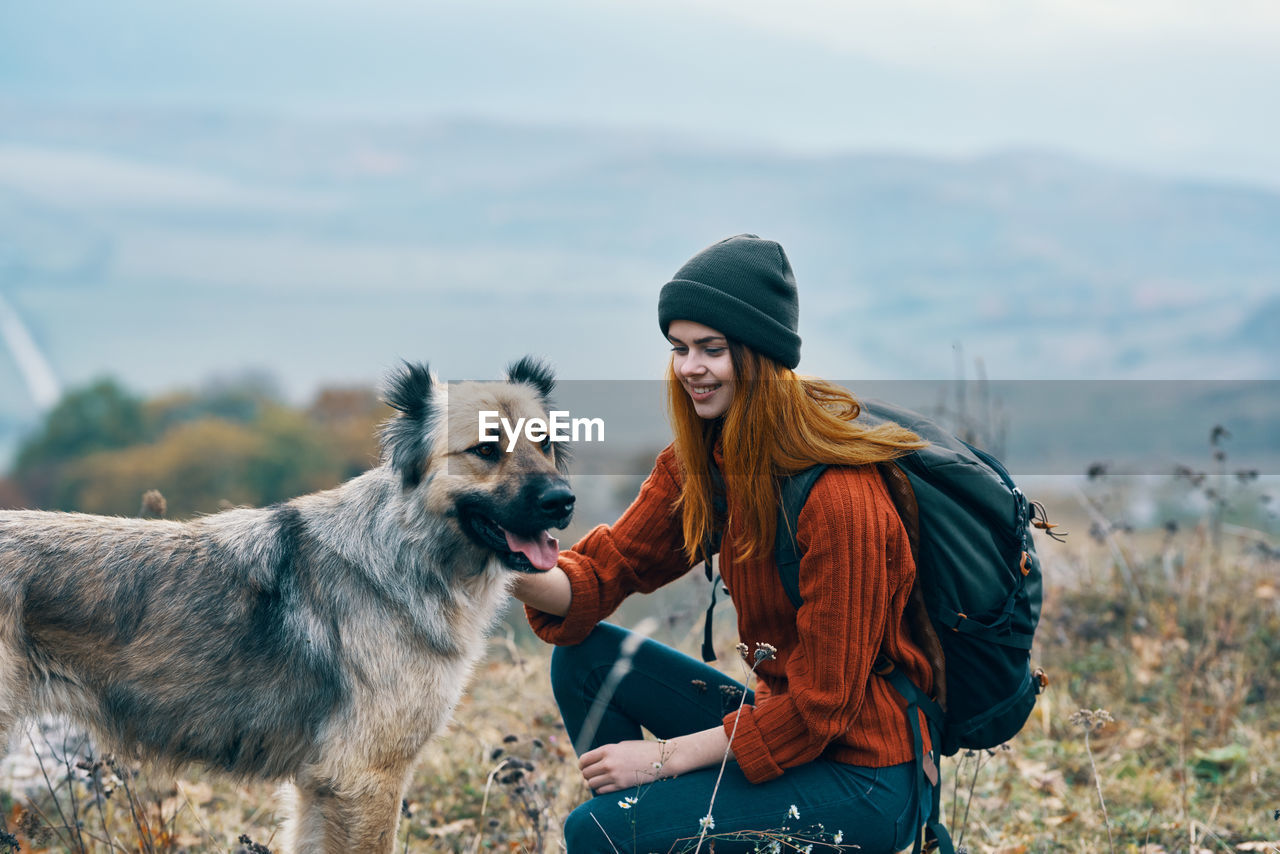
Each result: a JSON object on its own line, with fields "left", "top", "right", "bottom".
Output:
{"left": 3, "top": 476, "right": 1277, "bottom": 853}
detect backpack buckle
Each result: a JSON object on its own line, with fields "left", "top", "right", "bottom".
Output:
{"left": 1034, "top": 668, "right": 1049, "bottom": 691}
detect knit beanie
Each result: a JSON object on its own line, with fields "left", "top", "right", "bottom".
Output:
{"left": 658, "top": 234, "right": 801, "bottom": 369}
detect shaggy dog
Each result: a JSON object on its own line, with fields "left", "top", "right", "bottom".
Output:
{"left": 0, "top": 358, "right": 574, "bottom": 853}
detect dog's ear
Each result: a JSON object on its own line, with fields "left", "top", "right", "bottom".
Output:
{"left": 380, "top": 361, "right": 436, "bottom": 489}
{"left": 506, "top": 356, "right": 556, "bottom": 402}
{"left": 507, "top": 356, "right": 572, "bottom": 474}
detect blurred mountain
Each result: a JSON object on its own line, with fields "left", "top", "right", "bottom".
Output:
{"left": 1, "top": 105, "right": 1278, "bottom": 465}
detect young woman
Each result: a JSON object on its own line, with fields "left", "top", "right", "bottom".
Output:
{"left": 512, "top": 235, "right": 937, "bottom": 854}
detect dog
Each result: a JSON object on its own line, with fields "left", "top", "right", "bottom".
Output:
{"left": 0, "top": 357, "right": 574, "bottom": 853}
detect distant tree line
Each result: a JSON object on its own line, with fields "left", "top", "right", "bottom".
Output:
{"left": 0, "top": 376, "right": 389, "bottom": 518}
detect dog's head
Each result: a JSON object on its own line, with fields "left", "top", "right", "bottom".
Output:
{"left": 379, "top": 357, "right": 574, "bottom": 573}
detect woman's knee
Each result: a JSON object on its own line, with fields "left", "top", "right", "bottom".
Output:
{"left": 563, "top": 801, "right": 622, "bottom": 854}
{"left": 550, "top": 622, "right": 628, "bottom": 698}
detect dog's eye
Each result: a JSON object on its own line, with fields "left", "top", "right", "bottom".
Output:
{"left": 469, "top": 443, "right": 499, "bottom": 460}
{"left": 540, "top": 436, "right": 553, "bottom": 455}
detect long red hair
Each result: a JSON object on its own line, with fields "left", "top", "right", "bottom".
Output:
{"left": 666, "top": 342, "right": 926, "bottom": 563}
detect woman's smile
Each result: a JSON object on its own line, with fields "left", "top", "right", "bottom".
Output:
{"left": 667, "top": 319, "right": 736, "bottom": 419}
{"left": 686, "top": 381, "right": 721, "bottom": 398}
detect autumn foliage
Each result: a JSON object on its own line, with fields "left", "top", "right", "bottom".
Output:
{"left": 4, "top": 377, "right": 388, "bottom": 517}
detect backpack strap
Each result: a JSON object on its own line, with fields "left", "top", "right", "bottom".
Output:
{"left": 774, "top": 465, "right": 829, "bottom": 609}
{"left": 875, "top": 461, "right": 949, "bottom": 710}
{"left": 934, "top": 594, "right": 1035, "bottom": 649}
{"left": 700, "top": 557, "right": 719, "bottom": 662}
{"left": 700, "top": 463, "right": 730, "bottom": 662}
{"left": 876, "top": 656, "right": 953, "bottom": 854}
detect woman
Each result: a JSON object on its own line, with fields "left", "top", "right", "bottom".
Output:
{"left": 512, "top": 235, "right": 937, "bottom": 853}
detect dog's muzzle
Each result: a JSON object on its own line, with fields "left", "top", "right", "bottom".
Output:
{"left": 461, "top": 479, "right": 575, "bottom": 574}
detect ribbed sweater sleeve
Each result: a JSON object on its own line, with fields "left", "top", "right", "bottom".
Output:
{"left": 525, "top": 446, "right": 693, "bottom": 645}
{"left": 725, "top": 466, "right": 912, "bottom": 783}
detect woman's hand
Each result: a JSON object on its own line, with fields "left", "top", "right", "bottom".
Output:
{"left": 509, "top": 566, "right": 573, "bottom": 616}
{"left": 579, "top": 739, "right": 673, "bottom": 794}
{"left": 578, "top": 727, "right": 732, "bottom": 794}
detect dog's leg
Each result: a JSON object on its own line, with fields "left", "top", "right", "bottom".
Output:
{"left": 280, "top": 779, "right": 341, "bottom": 854}
{"left": 276, "top": 784, "right": 310, "bottom": 854}
{"left": 285, "top": 766, "right": 410, "bottom": 854}
{"left": 336, "top": 767, "right": 411, "bottom": 854}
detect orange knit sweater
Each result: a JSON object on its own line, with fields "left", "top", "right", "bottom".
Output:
{"left": 525, "top": 444, "right": 934, "bottom": 784}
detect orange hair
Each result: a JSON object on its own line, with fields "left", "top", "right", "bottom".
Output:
{"left": 667, "top": 342, "right": 926, "bottom": 563}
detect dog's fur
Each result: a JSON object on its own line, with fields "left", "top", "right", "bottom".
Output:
{"left": 0, "top": 358, "right": 574, "bottom": 853}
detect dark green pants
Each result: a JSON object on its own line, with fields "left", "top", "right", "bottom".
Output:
{"left": 551, "top": 622, "right": 926, "bottom": 854}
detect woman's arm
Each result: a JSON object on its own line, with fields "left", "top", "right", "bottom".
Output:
{"left": 521, "top": 446, "right": 694, "bottom": 646}
{"left": 509, "top": 566, "right": 572, "bottom": 616}
{"left": 578, "top": 726, "right": 732, "bottom": 794}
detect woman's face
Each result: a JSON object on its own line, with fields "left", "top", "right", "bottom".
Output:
{"left": 667, "top": 319, "right": 736, "bottom": 419}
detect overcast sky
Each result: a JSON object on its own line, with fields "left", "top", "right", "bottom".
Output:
{"left": 2, "top": 0, "right": 1278, "bottom": 188}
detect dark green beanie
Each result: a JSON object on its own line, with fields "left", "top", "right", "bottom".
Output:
{"left": 658, "top": 234, "right": 801, "bottom": 369}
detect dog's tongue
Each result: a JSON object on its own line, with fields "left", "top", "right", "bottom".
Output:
{"left": 503, "top": 529, "right": 560, "bottom": 571}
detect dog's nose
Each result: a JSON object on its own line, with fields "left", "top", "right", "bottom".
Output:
{"left": 539, "top": 485, "right": 576, "bottom": 519}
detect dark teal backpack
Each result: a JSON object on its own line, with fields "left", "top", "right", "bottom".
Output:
{"left": 774, "top": 399, "right": 1056, "bottom": 854}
